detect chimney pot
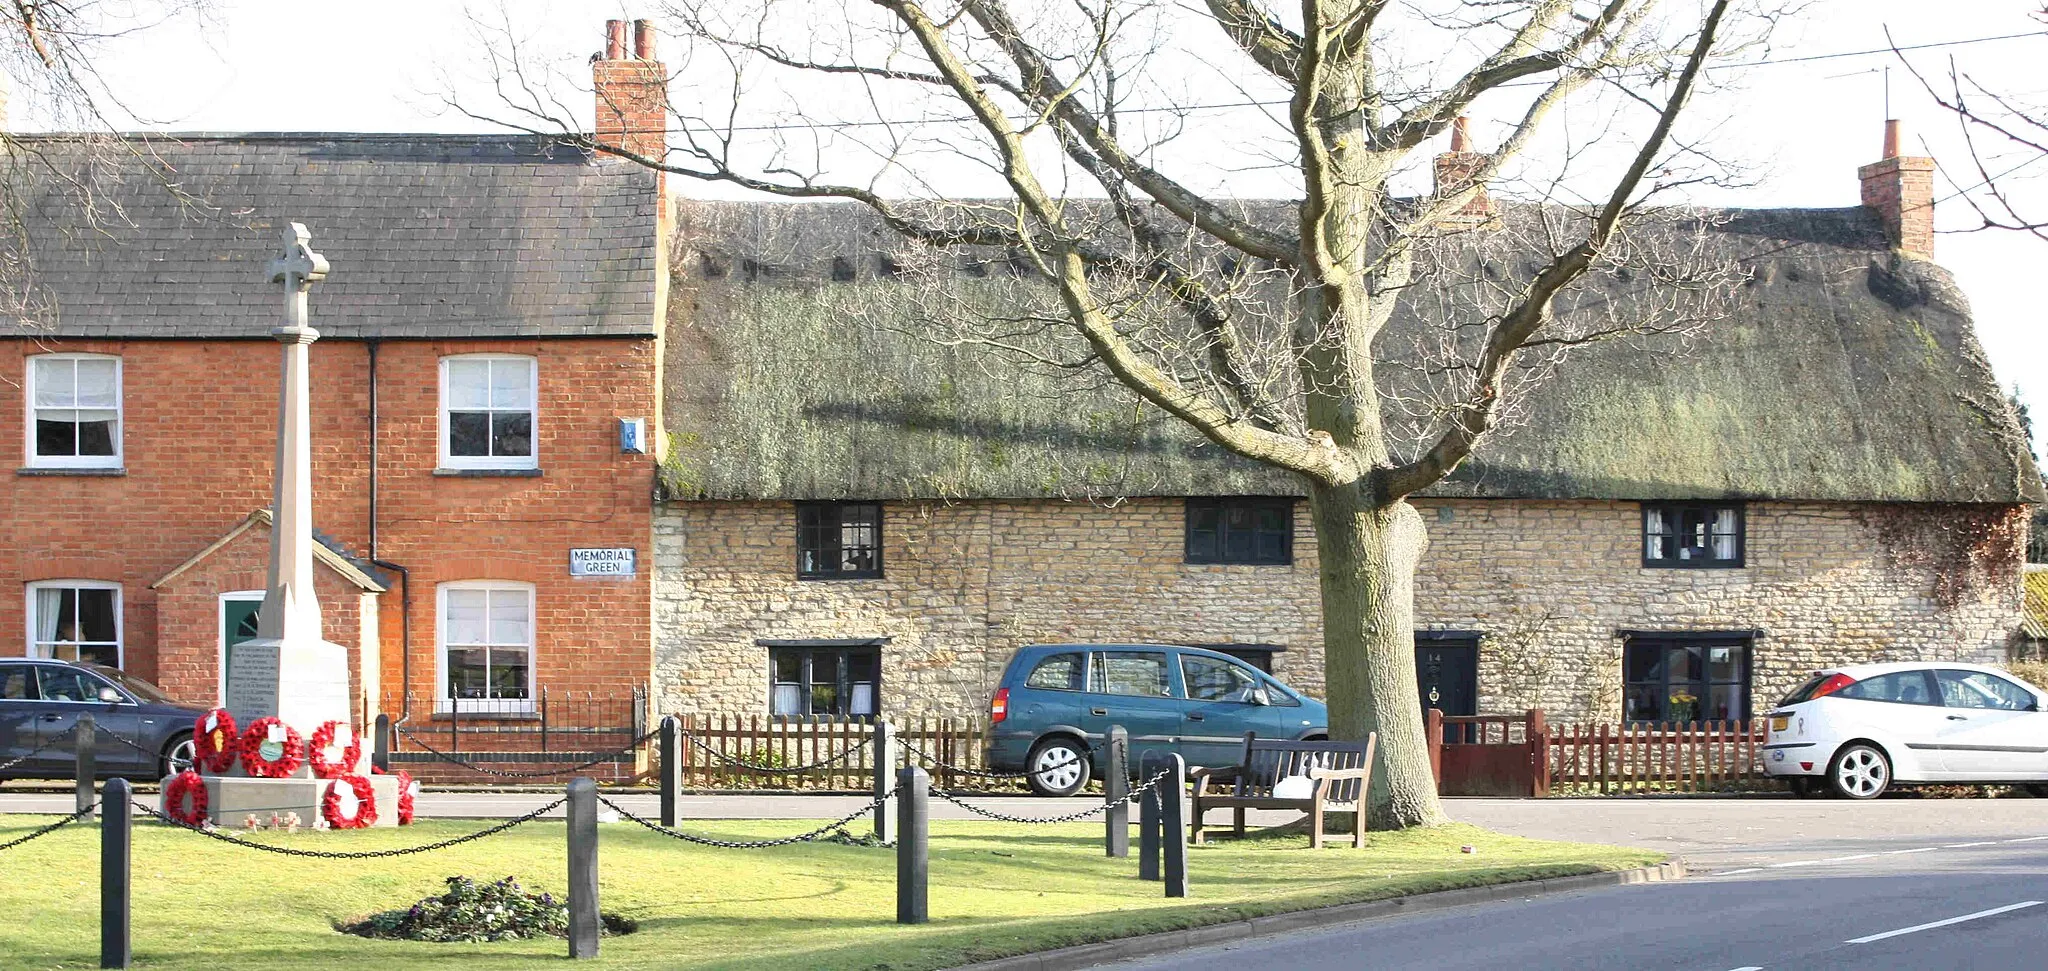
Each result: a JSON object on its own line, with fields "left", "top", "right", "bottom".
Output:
{"left": 1882, "top": 118, "right": 1901, "bottom": 159}
{"left": 634, "top": 19, "right": 656, "bottom": 60}
{"left": 1450, "top": 116, "right": 1470, "bottom": 153}
{"left": 605, "top": 19, "right": 627, "bottom": 60}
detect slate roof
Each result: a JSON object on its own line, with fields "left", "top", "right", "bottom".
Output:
{"left": 0, "top": 134, "right": 660, "bottom": 339}
{"left": 662, "top": 199, "right": 2044, "bottom": 505}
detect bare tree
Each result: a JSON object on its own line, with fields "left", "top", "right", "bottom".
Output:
{"left": 467, "top": 0, "right": 1764, "bottom": 828}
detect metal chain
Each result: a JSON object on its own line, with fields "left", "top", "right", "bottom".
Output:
{"left": 0, "top": 725, "right": 75, "bottom": 773}
{"left": 133, "top": 797, "right": 567, "bottom": 858}
{"left": 0, "top": 804, "right": 96, "bottom": 853}
{"left": 394, "top": 727, "right": 657, "bottom": 779}
{"left": 901, "top": 738, "right": 1084, "bottom": 779}
{"left": 597, "top": 793, "right": 885, "bottom": 849}
{"left": 685, "top": 733, "right": 873, "bottom": 772}
{"left": 931, "top": 770, "right": 1172, "bottom": 824}
{"left": 97, "top": 729, "right": 165, "bottom": 761}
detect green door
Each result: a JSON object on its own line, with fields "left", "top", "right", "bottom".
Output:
{"left": 221, "top": 597, "right": 263, "bottom": 702}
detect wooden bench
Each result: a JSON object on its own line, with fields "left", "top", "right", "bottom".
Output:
{"left": 1188, "top": 733, "right": 1377, "bottom": 849}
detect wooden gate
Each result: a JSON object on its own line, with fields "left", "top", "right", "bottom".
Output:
{"left": 1426, "top": 709, "right": 1551, "bottom": 797}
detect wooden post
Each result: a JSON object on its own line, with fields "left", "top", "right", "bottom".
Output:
{"left": 872, "top": 721, "right": 895, "bottom": 841}
{"left": 1424, "top": 707, "right": 1443, "bottom": 786}
{"left": 1162, "top": 754, "right": 1188, "bottom": 898}
{"left": 100, "top": 778, "right": 130, "bottom": 969}
{"left": 566, "top": 777, "right": 600, "bottom": 959}
{"left": 1527, "top": 709, "right": 1550, "bottom": 798}
{"left": 659, "top": 715, "right": 681, "bottom": 828}
{"left": 76, "top": 713, "right": 97, "bottom": 820}
{"left": 896, "top": 764, "right": 929, "bottom": 924}
{"left": 1105, "top": 725, "right": 1129, "bottom": 858}
{"left": 1138, "top": 752, "right": 1161, "bottom": 881}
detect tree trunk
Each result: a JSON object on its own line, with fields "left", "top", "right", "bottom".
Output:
{"left": 1310, "top": 481, "right": 1448, "bottom": 829}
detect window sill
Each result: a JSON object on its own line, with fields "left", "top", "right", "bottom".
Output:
{"left": 796, "top": 574, "right": 885, "bottom": 582}
{"left": 434, "top": 467, "right": 543, "bottom": 478}
{"left": 1184, "top": 560, "right": 1294, "bottom": 568}
{"left": 17, "top": 466, "right": 125, "bottom": 476}
{"left": 1640, "top": 562, "right": 1746, "bottom": 570}
{"left": 429, "top": 707, "right": 539, "bottom": 721}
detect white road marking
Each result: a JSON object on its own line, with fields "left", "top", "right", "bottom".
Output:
{"left": 1844, "top": 901, "right": 2043, "bottom": 945}
{"left": 2004, "top": 835, "right": 2048, "bottom": 844}
{"left": 1713, "top": 836, "right": 2047, "bottom": 876}
{"left": 1724, "top": 966, "right": 1764, "bottom": 971}
{"left": 1883, "top": 847, "right": 1937, "bottom": 855}
{"left": 1944, "top": 841, "right": 1996, "bottom": 848}
{"left": 1717, "top": 868, "right": 1763, "bottom": 876}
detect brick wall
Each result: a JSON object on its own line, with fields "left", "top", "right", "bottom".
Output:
{"left": 652, "top": 497, "right": 2026, "bottom": 722}
{"left": 0, "top": 337, "right": 656, "bottom": 728}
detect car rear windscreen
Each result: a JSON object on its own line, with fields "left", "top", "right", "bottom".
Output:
{"left": 1777, "top": 673, "right": 1829, "bottom": 707}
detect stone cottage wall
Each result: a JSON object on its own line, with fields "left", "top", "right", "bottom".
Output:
{"left": 653, "top": 498, "right": 2026, "bottom": 722}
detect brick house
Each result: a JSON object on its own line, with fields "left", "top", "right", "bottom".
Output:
{"left": 653, "top": 130, "right": 2043, "bottom": 725}
{"left": 0, "top": 33, "right": 669, "bottom": 743}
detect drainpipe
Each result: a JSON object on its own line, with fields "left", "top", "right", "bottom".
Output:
{"left": 364, "top": 338, "right": 415, "bottom": 723}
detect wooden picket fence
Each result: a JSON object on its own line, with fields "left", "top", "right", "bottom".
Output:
{"left": 1544, "top": 719, "right": 1766, "bottom": 794}
{"left": 674, "top": 713, "right": 1001, "bottom": 791}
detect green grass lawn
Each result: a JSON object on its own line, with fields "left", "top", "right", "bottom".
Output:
{"left": 0, "top": 812, "right": 1660, "bottom": 970}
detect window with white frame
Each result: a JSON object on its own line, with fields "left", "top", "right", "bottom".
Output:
{"left": 438, "top": 582, "right": 535, "bottom": 711}
{"left": 28, "top": 581, "right": 121, "bottom": 666}
{"left": 440, "top": 355, "right": 537, "bottom": 469}
{"left": 27, "top": 355, "right": 121, "bottom": 468}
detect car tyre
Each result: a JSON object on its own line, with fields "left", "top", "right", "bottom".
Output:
{"left": 1024, "top": 736, "right": 1091, "bottom": 798}
{"left": 160, "top": 732, "right": 196, "bottom": 779}
{"left": 1827, "top": 743, "right": 1890, "bottom": 800}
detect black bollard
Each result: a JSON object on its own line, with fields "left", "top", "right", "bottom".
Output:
{"left": 372, "top": 714, "right": 392, "bottom": 774}
{"left": 76, "top": 713, "right": 97, "bottom": 820}
{"left": 566, "top": 777, "right": 600, "bottom": 959}
{"left": 1138, "top": 752, "right": 1160, "bottom": 881}
{"left": 896, "top": 764, "right": 929, "bottom": 924}
{"left": 1162, "top": 754, "right": 1188, "bottom": 898}
{"left": 872, "top": 721, "right": 895, "bottom": 842}
{"left": 101, "top": 778, "right": 130, "bottom": 969}
{"left": 659, "top": 715, "right": 681, "bottom": 828}
{"left": 1104, "top": 725, "right": 1129, "bottom": 858}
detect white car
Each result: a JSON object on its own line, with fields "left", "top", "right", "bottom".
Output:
{"left": 1763, "top": 661, "right": 2048, "bottom": 799}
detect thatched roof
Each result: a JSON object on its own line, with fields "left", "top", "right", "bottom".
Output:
{"left": 662, "top": 199, "right": 2043, "bottom": 505}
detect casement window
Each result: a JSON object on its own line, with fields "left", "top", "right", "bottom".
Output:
{"left": 796, "top": 502, "right": 882, "bottom": 579}
{"left": 1622, "top": 635, "right": 1751, "bottom": 724}
{"left": 1642, "top": 503, "right": 1744, "bottom": 568}
{"left": 440, "top": 355, "right": 538, "bottom": 470}
{"left": 27, "top": 581, "right": 122, "bottom": 666}
{"left": 1185, "top": 498, "right": 1293, "bottom": 565}
{"left": 768, "top": 643, "right": 880, "bottom": 716}
{"left": 438, "top": 582, "right": 535, "bottom": 712}
{"left": 26, "top": 355, "right": 121, "bottom": 468}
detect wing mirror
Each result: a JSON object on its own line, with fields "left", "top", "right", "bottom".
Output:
{"left": 1250, "top": 686, "right": 1272, "bottom": 706}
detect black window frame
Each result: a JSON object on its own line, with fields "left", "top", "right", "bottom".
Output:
{"left": 1185, "top": 497, "right": 1294, "bottom": 566}
{"left": 1622, "top": 633, "right": 1753, "bottom": 725}
{"left": 795, "top": 501, "right": 884, "bottom": 580}
{"left": 764, "top": 640, "right": 884, "bottom": 717}
{"left": 1641, "top": 502, "right": 1745, "bottom": 569}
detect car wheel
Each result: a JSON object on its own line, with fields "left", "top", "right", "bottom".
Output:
{"left": 1827, "top": 743, "right": 1890, "bottom": 800}
{"left": 160, "top": 732, "right": 196, "bottom": 779}
{"left": 1024, "top": 737, "right": 1091, "bottom": 797}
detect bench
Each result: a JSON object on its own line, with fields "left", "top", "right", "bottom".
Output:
{"left": 1187, "top": 733, "right": 1376, "bottom": 849}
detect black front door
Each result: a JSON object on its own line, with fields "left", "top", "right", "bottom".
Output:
{"left": 1414, "top": 636, "right": 1479, "bottom": 725}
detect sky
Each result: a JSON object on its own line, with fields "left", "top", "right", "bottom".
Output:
{"left": 47, "top": 0, "right": 2047, "bottom": 451}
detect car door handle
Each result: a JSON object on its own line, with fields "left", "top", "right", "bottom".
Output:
{"left": 1187, "top": 713, "right": 1205, "bottom": 722}
{"left": 1947, "top": 715, "right": 1969, "bottom": 721}
{"left": 1090, "top": 708, "right": 1108, "bottom": 717}
{"left": 39, "top": 714, "right": 63, "bottom": 722}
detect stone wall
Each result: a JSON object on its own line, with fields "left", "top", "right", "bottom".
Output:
{"left": 654, "top": 497, "right": 2027, "bottom": 722}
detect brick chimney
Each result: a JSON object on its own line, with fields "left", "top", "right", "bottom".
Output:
{"left": 593, "top": 18, "right": 667, "bottom": 163}
{"left": 1432, "top": 116, "right": 1496, "bottom": 229}
{"left": 1858, "top": 119, "right": 1936, "bottom": 260}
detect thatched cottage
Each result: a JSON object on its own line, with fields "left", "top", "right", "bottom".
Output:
{"left": 650, "top": 134, "right": 2043, "bottom": 725}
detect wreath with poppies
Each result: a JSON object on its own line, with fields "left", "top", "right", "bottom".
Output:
{"left": 192, "top": 708, "right": 239, "bottom": 773}
{"left": 307, "top": 720, "right": 362, "bottom": 779}
{"left": 397, "top": 770, "right": 418, "bottom": 824}
{"left": 238, "top": 717, "right": 305, "bottom": 778}
{"left": 164, "top": 770, "right": 208, "bottom": 826}
{"left": 323, "top": 774, "right": 378, "bottom": 829}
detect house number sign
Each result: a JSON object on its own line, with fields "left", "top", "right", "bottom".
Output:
{"left": 569, "top": 548, "right": 637, "bottom": 577}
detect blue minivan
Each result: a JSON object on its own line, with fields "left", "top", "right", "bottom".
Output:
{"left": 986, "top": 644, "right": 1329, "bottom": 796}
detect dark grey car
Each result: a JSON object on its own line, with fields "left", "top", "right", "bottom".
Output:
{"left": 0, "top": 658, "right": 209, "bottom": 781}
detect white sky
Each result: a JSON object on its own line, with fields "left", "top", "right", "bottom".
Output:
{"left": 53, "top": 0, "right": 2047, "bottom": 446}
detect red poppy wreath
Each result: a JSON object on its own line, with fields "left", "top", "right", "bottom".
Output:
{"left": 323, "top": 774, "right": 378, "bottom": 829}
{"left": 397, "top": 770, "right": 417, "bottom": 824}
{"left": 192, "top": 708, "right": 239, "bottom": 773}
{"left": 164, "top": 770, "right": 208, "bottom": 826}
{"left": 307, "top": 720, "right": 361, "bottom": 779}
{"left": 238, "top": 717, "right": 305, "bottom": 778}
